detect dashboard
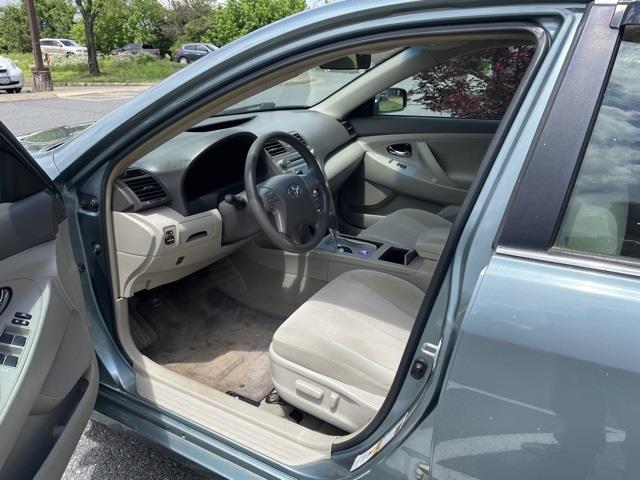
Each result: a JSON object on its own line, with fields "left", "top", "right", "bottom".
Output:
{"left": 111, "top": 109, "right": 362, "bottom": 297}
{"left": 113, "top": 110, "right": 356, "bottom": 217}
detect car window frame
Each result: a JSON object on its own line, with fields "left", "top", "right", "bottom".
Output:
{"left": 497, "top": 4, "right": 622, "bottom": 259}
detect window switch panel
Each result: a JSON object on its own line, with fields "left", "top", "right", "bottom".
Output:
{"left": 12, "top": 336, "right": 26, "bottom": 347}
{"left": 0, "top": 332, "right": 14, "bottom": 344}
{"left": 3, "top": 355, "right": 18, "bottom": 367}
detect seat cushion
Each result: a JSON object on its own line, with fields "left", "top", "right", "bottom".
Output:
{"left": 357, "top": 208, "right": 453, "bottom": 249}
{"left": 271, "top": 269, "right": 424, "bottom": 396}
{"left": 270, "top": 269, "right": 424, "bottom": 431}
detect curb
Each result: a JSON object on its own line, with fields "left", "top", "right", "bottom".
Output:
{"left": 0, "top": 84, "right": 152, "bottom": 102}
{"left": 56, "top": 82, "right": 156, "bottom": 86}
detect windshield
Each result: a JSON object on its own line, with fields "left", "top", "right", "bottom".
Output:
{"left": 220, "top": 50, "right": 399, "bottom": 115}
{"left": 61, "top": 40, "right": 78, "bottom": 46}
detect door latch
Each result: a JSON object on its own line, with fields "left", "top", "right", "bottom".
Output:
{"left": 421, "top": 339, "right": 442, "bottom": 370}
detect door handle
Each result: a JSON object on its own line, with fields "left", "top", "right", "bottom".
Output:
{"left": 387, "top": 144, "right": 412, "bottom": 157}
{"left": 0, "top": 288, "right": 11, "bottom": 317}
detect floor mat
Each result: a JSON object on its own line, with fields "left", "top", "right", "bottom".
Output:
{"left": 134, "top": 278, "right": 285, "bottom": 402}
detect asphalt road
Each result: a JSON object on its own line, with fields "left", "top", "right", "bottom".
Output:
{"left": 1, "top": 86, "right": 216, "bottom": 479}
{"left": 0, "top": 86, "right": 149, "bottom": 136}
{"left": 63, "top": 417, "right": 216, "bottom": 480}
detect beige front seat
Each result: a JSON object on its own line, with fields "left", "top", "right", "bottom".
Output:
{"left": 269, "top": 269, "right": 423, "bottom": 432}
{"left": 357, "top": 208, "right": 452, "bottom": 250}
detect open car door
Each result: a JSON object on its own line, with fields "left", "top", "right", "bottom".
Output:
{"left": 0, "top": 122, "right": 97, "bottom": 478}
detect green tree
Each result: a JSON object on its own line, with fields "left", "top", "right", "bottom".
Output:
{"left": 39, "top": 0, "right": 76, "bottom": 39}
{"left": 75, "top": 0, "right": 101, "bottom": 74}
{"left": 204, "top": 0, "right": 305, "bottom": 46}
{"left": 0, "top": 0, "right": 76, "bottom": 53}
{"left": 0, "top": 4, "right": 30, "bottom": 52}
{"left": 162, "top": 0, "right": 216, "bottom": 48}
{"left": 122, "top": 0, "right": 167, "bottom": 47}
{"left": 73, "top": 0, "right": 170, "bottom": 53}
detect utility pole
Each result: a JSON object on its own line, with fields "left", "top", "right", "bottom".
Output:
{"left": 24, "top": 0, "right": 53, "bottom": 91}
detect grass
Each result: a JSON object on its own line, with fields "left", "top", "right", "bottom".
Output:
{"left": 4, "top": 52, "right": 184, "bottom": 85}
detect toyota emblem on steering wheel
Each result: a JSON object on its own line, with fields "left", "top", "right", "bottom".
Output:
{"left": 287, "top": 183, "right": 303, "bottom": 199}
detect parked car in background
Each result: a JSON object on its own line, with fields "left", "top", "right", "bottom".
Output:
{"left": 39, "top": 38, "right": 87, "bottom": 57}
{"left": 173, "top": 43, "right": 218, "bottom": 64}
{"left": 111, "top": 43, "right": 162, "bottom": 58}
{"left": 0, "top": 56, "right": 24, "bottom": 93}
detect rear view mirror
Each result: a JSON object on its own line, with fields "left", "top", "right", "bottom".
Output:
{"left": 319, "top": 54, "right": 372, "bottom": 71}
{"left": 373, "top": 88, "right": 408, "bottom": 114}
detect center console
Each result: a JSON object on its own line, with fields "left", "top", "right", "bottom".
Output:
{"left": 316, "top": 233, "right": 418, "bottom": 266}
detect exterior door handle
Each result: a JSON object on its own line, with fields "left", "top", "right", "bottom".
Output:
{"left": 387, "top": 144, "right": 412, "bottom": 157}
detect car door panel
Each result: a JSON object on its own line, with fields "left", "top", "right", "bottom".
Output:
{"left": 0, "top": 190, "right": 64, "bottom": 261}
{"left": 0, "top": 124, "right": 97, "bottom": 479}
{"left": 432, "top": 254, "right": 640, "bottom": 480}
{"left": 341, "top": 128, "right": 494, "bottom": 229}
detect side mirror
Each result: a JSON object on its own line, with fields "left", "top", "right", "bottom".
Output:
{"left": 373, "top": 88, "right": 408, "bottom": 114}
{"left": 319, "top": 53, "right": 372, "bottom": 71}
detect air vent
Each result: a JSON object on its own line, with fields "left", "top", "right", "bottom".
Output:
{"left": 264, "top": 139, "right": 287, "bottom": 157}
{"left": 121, "top": 168, "right": 146, "bottom": 179}
{"left": 291, "top": 132, "right": 307, "bottom": 145}
{"left": 121, "top": 169, "right": 168, "bottom": 206}
{"left": 340, "top": 120, "right": 356, "bottom": 136}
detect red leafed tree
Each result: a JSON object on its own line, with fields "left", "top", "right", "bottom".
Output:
{"left": 410, "top": 45, "right": 534, "bottom": 120}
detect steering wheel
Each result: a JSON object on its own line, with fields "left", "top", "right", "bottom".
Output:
{"left": 245, "top": 132, "right": 331, "bottom": 253}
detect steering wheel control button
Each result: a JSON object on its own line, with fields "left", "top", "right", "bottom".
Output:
{"left": 14, "top": 312, "right": 31, "bottom": 320}
{"left": 12, "top": 336, "right": 26, "bottom": 347}
{"left": 3, "top": 355, "right": 18, "bottom": 367}
{"left": 263, "top": 190, "right": 279, "bottom": 209}
{"left": 0, "top": 332, "right": 14, "bottom": 344}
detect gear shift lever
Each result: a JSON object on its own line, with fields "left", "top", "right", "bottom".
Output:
{"left": 315, "top": 153, "right": 376, "bottom": 255}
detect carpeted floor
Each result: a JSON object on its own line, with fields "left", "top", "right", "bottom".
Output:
{"left": 132, "top": 274, "right": 286, "bottom": 402}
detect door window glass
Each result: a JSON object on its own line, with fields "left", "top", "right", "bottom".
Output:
{"left": 379, "top": 43, "right": 534, "bottom": 120}
{"left": 556, "top": 34, "right": 640, "bottom": 259}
